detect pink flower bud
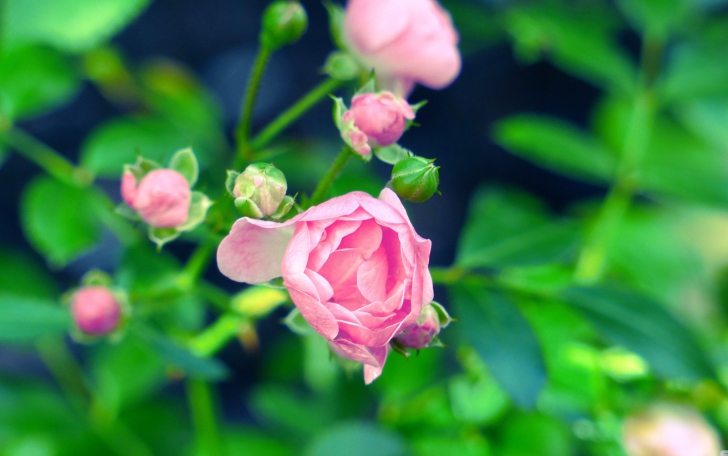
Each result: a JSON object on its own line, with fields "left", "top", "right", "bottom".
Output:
{"left": 345, "top": 127, "right": 372, "bottom": 156}
{"left": 395, "top": 304, "right": 440, "bottom": 349}
{"left": 121, "top": 169, "right": 191, "bottom": 228}
{"left": 343, "top": 0, "right": 461, "bottom": 96}
{"left": 342, "top": 92, "right": 414, "bottom": 148}
{"left": 622, "top": 405, "right": 721, "bottom": 456}
{"left": 71, "top": 286, "right": 121, "bottom": 336}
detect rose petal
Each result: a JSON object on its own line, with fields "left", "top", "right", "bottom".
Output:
{"left": 217, "top": 218, "right": 295, "bottom": 284}
{"left": 281, "top": 223, "right": 311, "bottom": 276}
{"left": 305, "top": 269, "right": 334, "bottom": 303}
{"left": 285, "top": 272, "right": 339, "bottom": 340}
{"left": 339, "top": 219, "right": 382, "bottom": 259}
{"left": 120, "top": 171, "right": 137, "bottom": 207}
{"left": 325, "top": 220, "right": 362, "bottom": 251}
{"left": 343, "top": 0, "right": 410, "bottom": 53}
{"left": 356, "top": 244, "right": 388, "bottom": 302}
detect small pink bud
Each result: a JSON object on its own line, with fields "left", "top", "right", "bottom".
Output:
{"left": 71, "top": 286, "right": 121, "bottom": 336}
{"left": 395, "top": 304, "right": 440, "bottom": 349}
{"left": 343, "top": 92, "right": 414, "bottom": 148}
{"left": 346, "top": 127, "right": 372, "bottom": 156}
{"left": 121, "top": 169, "right": 191, "bottom": 228}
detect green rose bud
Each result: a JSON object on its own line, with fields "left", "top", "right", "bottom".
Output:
{"left": 260, "top": 1, "right": 308, "bottom": 51}
{"left": 232, "top": 163, "right": 288, "bottom": 218}
{"left": 391, "top": 156, "right": 440, "bottom": 203}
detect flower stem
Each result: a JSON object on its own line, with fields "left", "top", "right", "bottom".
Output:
{"left": 189, "top": 314, "right": 245, "bottom": 357}
{"left": 186, "top": 379, "right": 222, "bottom": 456}
{"left": 235, "top": 45, "right": 272, "bottom": 163}
{"left": 573, "top": 36, "right": 661, "bottom": 283}
{"left": 1, "top": 128, "right": 93, "bottom": 187}
{"left": 177, "top": 242, "right": 216, "bottom": 291}
{"left": 248, "top": 77, "right": 344, "bottom": 152}
{"left": 307, "top": 146, "right": 353, "bottom": 207}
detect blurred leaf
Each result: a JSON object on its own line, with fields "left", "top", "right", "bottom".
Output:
{"left": 456, "top": 187, "right": 579, "bottom": 269}
{"left": 378, "top": 385, "right": 454, "bottom": 429}
{"left": 676, "top": 100, "right": 728, "bottom": 148}
{"left": 561, "top": 286, "right": 715, "bottom": 380}
{"left": 0, "top": 295, "right": 70, "bottom": 342}
{"left": 410, "top": 434, "right": 491, "bottom": 456}
{"left": 115, "top": 244, "right": 179, "bottom": 295}
{"left": 506, "top": 4, "right": 634, "bottom": 93}
{"left": 594, "top": 97, "right": 728, "bottom": 208}
{"left": 304, "top": 422, "right": 409, "bottom": 456}
{"left": 493, "top": 115, "right": 616, "bottom": 183}
{"left": 20, "top": 177, "right": 106, "bottom": 266}
{"left": 0, "top": 248, "right": 58, "bottom": 298}
{"left": 616, "top": 0, "right": 691, "bottom": 35}
{"left": 660, "top": 45, "right": 728, "bottom": 102}
{"left": 375, "top": 345, "right": 444, "bottom": 399}
{"left": 449, "top": 373, "right": 509, "bottom": 425}
{"left": 374, "top": 144, "right": 411, "bottom": 166}
{"left": 303, "top": 334, "right": 339, "bottom": 394}
{"left": 451, "top": 285, "right": 547, "bottom": 408}
{"left": 2, "top": 0, "right": 150, "bottom": 53}
{"left": 133, "top": 326, "right": 229, "bottom": 381}
{"left": 223, "top": 427, "right": 294, "bottom": 456}
{"left": 249, "top": 384, "right": 336, "bottom": 438}
{"left": 499, "top": 412, "right": 574, "bottom": 456}
{"left": 81, "top": 117, "right": 200, "bottom": 177}
{"left": 0, "top": 45, "right": 80, "bottom": 120}
{"left": 91, "top": 336, "right": 166, "bottom": 417}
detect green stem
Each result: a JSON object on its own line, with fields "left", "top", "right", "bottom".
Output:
{"left": 235, "top": 45, "right": 272, "bottom": 162}
{"left": 573, "top": 36, "right": 661, "bottom": 283}
{"left": 187, "top": 379, "right": 222, "bottom": 456}
{"left": 307, "top": 146, "right": 353, "bottom": 207}
{"left": 1, "top": 128, "right": 93, "bottom": 187}
{"left": 248, "top": 77, "right": 344, "bottom": 153}
{"left": 189, "top": 314, "right": 245, "bottom": 357}
{"left": 177, "top": 242, "right": 216, "bottom": 290}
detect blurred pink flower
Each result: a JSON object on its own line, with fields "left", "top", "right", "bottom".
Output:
{"left": 344, "top": 0, "right": 461, "bottom": 96}
{"left": 622, "top": 405, "right": 721, "bottom": 456}
{"left": 343, "top": 92, "right": 414, "bottom": 149}
{"left": 71, "top": 286, "right": 121, "bottom": 335}
{"left": 217, "top": 189, "right": 433, "bottom": 383}
{"left": 122, "top": 169, "right": 191, "bottom": 228}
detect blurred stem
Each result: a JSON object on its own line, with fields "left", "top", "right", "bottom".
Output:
{"left": 308, "top": 146, "right": 353, "bottom": 207}
{"left": 235, "top": 45, "right": 272, "bottom": 163}
{"left": 573, "top": 35, "right": 661, "bottom": 283}
{"left": 199, "top": 281, "right": 233, "bottom": 311}
{"left": 177, "top": 242, "right": 216, "bottom": 290}
{"left": 189, "top": 314, "right": 245, "bottom": 357}
{"left": 1, "top": 128, "right": 93, "bottom": 187}
{"left": 247, "top": 77, "right": 344, "bottom": 151}
{"left": 187, "top": 379, "right": 222, "bottom": 456}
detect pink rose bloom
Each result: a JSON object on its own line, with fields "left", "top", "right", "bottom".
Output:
{"left": 343, "top": 0, "right": 461, "bottom": 96}
{"left": 622, "top": 405, "right": 721, "bottom": 456}
{"left": 71, "top": 286, "right": 121, "bottom": 335}
{"left": 217, "top": 189, "right": 434, "bottom": 383}
{"left": 343, "top": 92, "right": 415, "bottom": 149}
{"left": 121, "top": 169, "right": 191, "bottom": 228}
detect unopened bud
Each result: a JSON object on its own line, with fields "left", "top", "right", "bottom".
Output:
{"left": 260, "top": 2, "right": 308, "bottom": 51}
{"left": 395, "top": 302, "right": 451, "bottom": 349}
{"left": 233, "top": 163, "right": 288, "bottom": 217}
{"left": 71, "top": 286, "right": 121, "bottom": 336}
{"left": 342, "top": 92, "right": 414, "bottom": 148}
{"left": 121, "top": 169, "right": 191, "bottom": 228}
{"left": 391, "top": 156, "right": 439, "bottom": 203}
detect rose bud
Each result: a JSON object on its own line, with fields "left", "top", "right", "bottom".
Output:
{"left": 232, "top": 163, "right": 288, "bottom": 218}
{"left": 342, "top": 92, "right": 415, "bottom": 148}
{"left": 217, "top": 188, "right": 433, "bottom": 384}
{"left": 71, "top": 286, "right": 121, "bottom": 336}
{"left": 121, "top": 169, "right": 191, "bottom": 228}
{"left": 391, "top": 156, "right": 440, "bottom": 203}
{"left": 395, "top": 303, "right": 442, "bottom": 349}
{"left": 622, "top": 404, "right": 721, "bottom": 456}
{"left": 260, "top": 1, "right": 308, "bottom": 51}
{"left": 343, "top": 0, "right": 461, "bottom": 96}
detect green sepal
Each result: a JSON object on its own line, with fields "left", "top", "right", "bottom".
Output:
{"left": 323, "top": 1, "right": 346, "bottom": 49}
{"left": 225, "top": 170, "right": 240, "bottom": 195}
{"left": 269, "top": 194, "right": 296, "bottom": 220}
{"left": 178, "top": 191, "right": 213, "bottom": 232}
{"left": 115, "top": 203, "right": 141, "bottom": 221}
{"left": 168, "top": 147, "right": 199, "bottom": 187}
{"left": 283, "top": 308, "right": 313, "bottom": 336}
{"left": 374, "top": 144, "right": 412, "bottom": 165}
{"left": 149, "top": 227, "right": 180, "bottom": 250}
{"left": 355, "top": 75, "right": 377, "bottom": 96}
{"left": 234, "top": 197, "right": 264, "bottom": 219}
{"left": 390, "top": 339, "right": 411, "bottom": 359}
{"left": 80, "top": 270, "right": 113, "bottom": 288}
{"left": 323, "top": 51, "right": 360, "bottom": 81}
{"left": 430, "top": 301, "right": 453, "bottom": 328}
{"left": 331, "top": 95, "right": 348, "bottom": 129}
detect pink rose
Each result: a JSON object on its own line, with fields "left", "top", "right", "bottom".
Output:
{"left": 622, "top": 405, "right": 721, "bottom": 456}
{"left": 343, "top": 0, "right": 461, "bottom": 96}
{"left": 217, "top": 189, "right": 434, "bottom": 383}
{"left": 71, "top": 286, "right": 121, "bottom": 335}
{"left": 121, "top": 169, "right": 191, "bottom": 228}
{"left": 343, "top": 92, "right": 415, "bottom": 148}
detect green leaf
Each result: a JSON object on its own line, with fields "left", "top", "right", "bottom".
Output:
{"left": 506, "top": 5, "right": 635, "bottom": 93}
{"left": 0, "top": 294, "right": 70, "bottom": 342}
{"left": 168, "top": 147, "right": 198, "bottom": 187}
{"left": 456, "top": 187, "right": 579, "bottom": 269}
{"left": 493, "top": 115, "right": 616, "bottom": 183}
{"left": 616, "top": 0, "right": 691, "bottom": 35}
{"left": 660, "top": 45, "right": 728, "bottom": 102}
{"left": 499, "top": 412, "right": 574, "bottom": 456}
{"left": 561, "top": 286, "right": 715, "bottom": 380}
{"left": 133, "top": 326, "right": 229, "bottom": 381}
{"left": 20, "top": 177, "right": 105, "bottom": 266}
{"left": 250, "top": 384, "right": 336, "bottom": 438}
{"left": 451, "top": 285, "right": 547, "bottom": 408}
{"left": 0, "top": 45, "right": 80, "bottom": 120}
{"left": 2, "top": 0, "right": 150, "bottom": 53}
{"left": 449, "top": 374, "right": 510, "bottom": 425}
{"left": 373, "top": 144, "right": 412, "bottom": 165}
{"left": 304, "top": 422, "right": 408, "bottom": 456}
{"left": 80, "top": 117, "right": 196, "bottom": 177}
{"left": 0, "top": 248, "right": 58, "bottom": 298}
